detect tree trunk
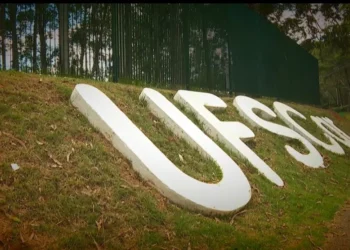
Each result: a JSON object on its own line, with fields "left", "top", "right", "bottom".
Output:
{"left": 111, "top": 4, "right": 117, "bottom": 81}
{"left": 0, "top": 4, "right": 6, "bottom": 70}
{"left": 91, "top": 4, "right": 99, "bottom": 78}
{"left": 9, "top": 4, "right": 19, "bottom": 71}
{"left": 98, "top": 5, "right": 108, "bottom": 80}
{"left": 79, "top": 5, "right": 87, "bottom": 76}
{"left": 38, "top": 4, "right": 47, "bottom": 74}
{"left": 91, "top": 4, "right": 108, "bottom": 79}
{"left": 33, "top": 3, "right": 38, "bottom": 73}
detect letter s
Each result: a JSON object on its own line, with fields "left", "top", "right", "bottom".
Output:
{"left": 234, "top": 96, "right": 324, "bottom": 168}
{"left": 273, "top": 102, "right": 344, "bottom": 155}
{"left": 311, "top": 116, "right": 350, "bottom": 149}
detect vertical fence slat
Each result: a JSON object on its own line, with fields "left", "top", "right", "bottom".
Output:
{"left": 0, "top": 3, "right": 321, "bottom": 105}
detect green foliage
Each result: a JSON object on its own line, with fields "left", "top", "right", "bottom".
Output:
{"left": 247, "top": 4, "right": 350, "bottom": 108}
{"left": 2, "top": 4, "right": 350, "bottom": 107}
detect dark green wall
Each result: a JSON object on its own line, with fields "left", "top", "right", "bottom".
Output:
{"left": 227, "top": 4, "right": 320, "bottom": 105}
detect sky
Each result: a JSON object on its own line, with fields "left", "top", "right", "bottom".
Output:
{"left": 280, "top": 8, "right": 327, "bottom": 44}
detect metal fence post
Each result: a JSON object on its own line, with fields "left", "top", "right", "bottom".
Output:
{"left": 227, "top": 6, "right": 234, "bottom": 96}
{"left": 112, "top": 4, "right": 118, "bottom": 82}
{"left": 182, "top": 4, "right": 190, "bottom": 90}
{"left": 0, "top": 4, "right": 6, "bottom": 70}
{"left": 58, "top": 3, "right": 69, "bottom": 76}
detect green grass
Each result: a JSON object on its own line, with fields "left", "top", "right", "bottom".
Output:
{"left": 0, "top": 70, "right": 349, "bottom": 249}
{"left": 339, "top": 111, "right": 350, "bottom": 121}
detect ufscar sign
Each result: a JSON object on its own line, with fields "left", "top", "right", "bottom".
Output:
{"left": 70, "top": 84, "right": 350, "bottom": 215}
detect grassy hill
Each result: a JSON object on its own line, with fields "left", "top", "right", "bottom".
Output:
{"left": 0, "top": 71, "right": 349, "bottom": 249}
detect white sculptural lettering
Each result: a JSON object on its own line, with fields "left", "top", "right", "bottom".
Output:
{"left": 311, "top": 116, "right": 350, "bottom": 148}
{"left": 273, "top": 102, "right": 345, "bottom": 155}
{"left": 233, "top": 96, "right": 325, "bottom": 168}
{"left": 139, "top": 88, "right": 251, "bottom": 214}
{"left": 71, "top": 84, "right": 251, "bottom": 215}
{"left": 173, "top": 90, "right": 284, "bottom": 187}
{"left": 70, "top": 84, "right": 349, "bottom": 214}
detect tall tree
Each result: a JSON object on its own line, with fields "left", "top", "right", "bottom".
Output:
{"left": 17, "top": 4, "right": 35, "bottom": 73}
{"left": 90, "top": 4, "right": 110, "bottom": 80}
{"left": 246, "top": 4, "right": 347, "bottom": 54}
{"left": 248, "top": 4, "right": 350, "bottom": 108}
{"left": 79, "top": 4, "right": 87, "bottom": 76}
{"left": 9, "top": 4, "right": 19, "bottom": 70}
{"left": 91, "top": 4, "right": 100, "bottom": 78}
{"left": 32, "top": 3, "right": 38, "bottom": 72}
{"left": 0, "top": 4, "right": 6, "bottom": 70}
{"left": 38, "top": 3, "right": 47, "bottom": 74}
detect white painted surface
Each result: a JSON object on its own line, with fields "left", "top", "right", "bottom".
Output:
{"left": 273, "top": 102, "right": 344, "bottom": 155}
{"left": 173, "top": 90, "right": 284, "bottom": 187}
{"left": 311, "top": 116, "right": 350, "bottom": 148}
{"left": 11, "top": 163, "right": 20, "bottom": 171}
{"left": 70, "top": 84, "right": 251, "bottom": 214}
{"left": 321, "top": 117, "right": 350, "bottom": 141}
{"left": 233, "top": 96, "right": 324, "bottom": 168}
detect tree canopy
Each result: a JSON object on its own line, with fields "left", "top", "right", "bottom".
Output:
{"left": 248, "top": 4, "right": 350, "bottom": 108}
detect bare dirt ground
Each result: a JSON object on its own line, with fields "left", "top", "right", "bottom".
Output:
{"left": 324, "top": 199, "right": 350, "bottom": 250}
